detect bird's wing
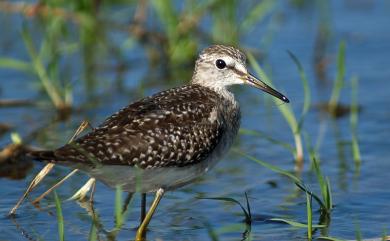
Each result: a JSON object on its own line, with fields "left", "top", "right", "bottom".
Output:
{"left": 52, "top": 85, "right": 225, "bottom": 168}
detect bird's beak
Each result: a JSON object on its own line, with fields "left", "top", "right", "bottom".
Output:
{"left": 244, "top": 72, "right": 289, "bottom": 103}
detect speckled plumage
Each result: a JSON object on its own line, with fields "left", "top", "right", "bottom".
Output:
{"left": 46, "top": 84, "right": 240, "bottom": 170}
{"left": 30, "top": 45, "right": 288, "bottom": 192}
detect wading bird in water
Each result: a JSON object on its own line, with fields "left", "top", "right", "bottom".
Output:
{"left": 29, "top": 45, "right": 289, "bottom": 240}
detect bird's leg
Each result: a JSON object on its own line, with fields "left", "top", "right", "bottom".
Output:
{"left": 140, "top": 193, "right": 146, "bottom": 224}
{"left": 122, "top": 192, "right": 134, "bottom": 214}
{"left": 135, "top": 188, "right": 165, "bottom": 241}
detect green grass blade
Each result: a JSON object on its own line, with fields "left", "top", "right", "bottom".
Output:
{"left": 21, "top": 27, "right": 64, "bottom": 109}
{"left": 312, "top": 158, "right": 325, "bottom": 195}
{"left": 241, "top": 0, "right": 275, "bottom": 31}
{"left": 247, "top": 53, "right": 296, "bottom": 129}
{"left": 239, "top": 128, "right": 295, "bottom": 154}
{"left": 234, "top": 149, "right": 300, "bottom": 183}
{"left": 210, "top": 0, "right": 239, "bottom": 44}
{"left": 295, "top": 182, "right": 326, "bottom": 210}
{"left": 150, "top": 0, "right": 178, "bottom": 39}
{"left": 111, "top": 187, "right": 134, "bottom": 234}
{"left": 204, "top": 220, "right": 220, "bottom": 241}
{"left": 326, "top": 177, "right": 333, "bottom": 210}
{"left": 382, "top": 229, "right": 388, "bottom": 241}
{"left": 0, "top": 58, "right": 33, "bottom": 72}
{"left": 317, "top": 236, "right": 346, "bottom": 241}
{"left": 306, "top": 192, "right": 312, "bottom": 240}
{"left": 54, "top": 192, "right": 65, "bottom": 241}
{"left": 88, "top": 220, "right": 98, "bottom": 241}
{"left": 287, "top": 50, "right": 311, "bottom": 132}
{"left": 269, "top": 218, "right": 325, "bottom": 228}
{"left": 244, "top": 192, "right": 252, "bottom": 222}
{"left": 350, "top": 76, "right": 361, "bottom": 164}
{"left": 199, "top": 197, "right": 250, "bottom": 222}
{"left": 312, "top": 158, "right": 333, "bottom": 212}
{"left": 248, "top": 53, "right": 303, "bottom": 162}
{"left": 351, "top": 129, "right": 361, "bottom": 165}
{"left": 355, "top": 221, "right": 362, "bottom": 241}
{"left": 114, "top": 185, "right": 123, "bottom": 228}
{"left": 329, "top": 41, "right": 346, "bottom": 112}
{"left": 151, "top": 0, "right": 192, "bottom": 61}
{"left": 237, "top": 149, "right": 329, "bottom": 212}
{"left": 215, "top": 223, "right": 249, "bottom": 235}
{"left": 303, "top": 132, "right": 318, "bottom": 167}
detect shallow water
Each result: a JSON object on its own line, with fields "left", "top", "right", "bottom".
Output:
{"left": 1, "top": 1, "right": 390, "bottom": 240}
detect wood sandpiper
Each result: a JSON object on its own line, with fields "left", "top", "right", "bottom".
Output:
{"left": 30, "top": 45, "right": 289, "bottom": 240}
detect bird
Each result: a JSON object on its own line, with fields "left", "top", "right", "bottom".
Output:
{"left": 29, "top": 44, "right": 289, "bottom": 240}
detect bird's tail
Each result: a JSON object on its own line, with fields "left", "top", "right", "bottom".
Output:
{"left": 28, "top": 150, "right": 56, "bottom": 162}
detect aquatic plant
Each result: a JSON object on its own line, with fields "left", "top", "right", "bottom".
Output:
{"left": 248, "top": 53, "right": 304, "bottom": 166}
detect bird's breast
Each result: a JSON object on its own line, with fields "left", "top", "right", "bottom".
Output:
{"left": 219, "top": 98, "right": 241, "bottom": 146}
{"left": 203, "top": 97, "right": 240, "bottom": 169}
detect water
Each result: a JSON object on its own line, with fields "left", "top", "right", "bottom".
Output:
{"left": 1, "top": 1, "right": 390, "bottom": 240}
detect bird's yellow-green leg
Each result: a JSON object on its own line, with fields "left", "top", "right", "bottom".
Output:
{"left": 140, "top": 193, "right": 146, "bottom": 223}
{"left": 135, "top": 188, "right": 165, "bottom": 241}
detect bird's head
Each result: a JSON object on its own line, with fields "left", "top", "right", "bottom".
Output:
{"left": 192, "top": 45, "right": 289, "bottom": 103}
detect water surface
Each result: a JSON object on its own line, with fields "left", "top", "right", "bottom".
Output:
{"left": 1, "top": 1, "right": 390, "bottom": 240}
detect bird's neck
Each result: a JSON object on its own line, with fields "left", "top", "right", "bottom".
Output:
{"left": 202, "top": 85, "right": 240, "bottom": 128}
{"left": 199, "top": 84, "right": 237, "bottom": 106}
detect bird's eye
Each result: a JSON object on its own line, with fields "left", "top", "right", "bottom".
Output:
{"left": 215, "top": 59, "right": 226, "bottom": 69}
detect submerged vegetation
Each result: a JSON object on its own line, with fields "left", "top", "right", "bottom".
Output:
{"left": 1, "top": 0, "right": 385, "bottom": 240}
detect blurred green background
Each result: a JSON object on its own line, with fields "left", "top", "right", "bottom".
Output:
{"left": 1, "top": 0, "right": 390, "bottom": 240}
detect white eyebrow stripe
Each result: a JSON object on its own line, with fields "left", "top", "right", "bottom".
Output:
{"left": 224, "top": 56, "right": 236, "bottom": 67}
{"left": 234, "top": 63, "right": 247, "bottom": 74}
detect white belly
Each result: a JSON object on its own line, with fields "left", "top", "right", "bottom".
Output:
{"left": 78, "top": 159, "right": 214, "bottom": 193}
